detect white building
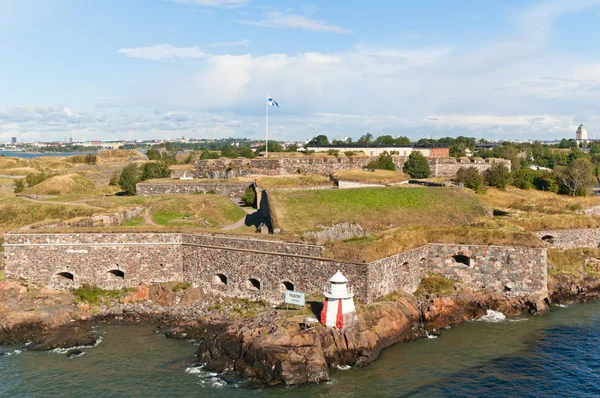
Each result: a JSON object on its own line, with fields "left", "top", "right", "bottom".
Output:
{"left": 576, "top": 124, "right": 588, "bottom": 146}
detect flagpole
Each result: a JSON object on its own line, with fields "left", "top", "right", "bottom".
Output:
{"left": 265, "top": 94, "right": 269, "bottom": 158}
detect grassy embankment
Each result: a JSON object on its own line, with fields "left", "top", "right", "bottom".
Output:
{"left": 269, "top": 186, "right": 486, "bottom": 234}
{"left": 333, "top": 169, "right": 409, "bottom": 184}
{"left": 269, "top": 185, "right": 600, "bottom": 262}
{"left": 547, "top": 248, "right": 600, "bottom": 277}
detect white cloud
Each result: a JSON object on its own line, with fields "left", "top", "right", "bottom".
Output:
{"left": 167, "top": 0, "right": 250, "bottom": 9}
{"left": 118, "top": 44, "right": 210, "bottom": 61}
{"left": 239, "top": 12, "right": 352, "bottom": 34}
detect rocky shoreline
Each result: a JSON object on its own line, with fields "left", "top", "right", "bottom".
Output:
{"left": 2, "top": 272, "right": 600, "bottom": 386}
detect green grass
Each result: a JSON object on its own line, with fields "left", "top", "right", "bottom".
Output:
{"left": 72, "top": 284, "right": 136, "bottom": 306}
{"left": 547, "top": 248, "right": 600, "bottom": 277}
{"left": 153, "top": 210, "right": 182, "bottom": 225}
{"left": 0, "top": 270, "right": 4, "bottom": 281}
{"left": 121, "top": 216, "right": 145, "bottom": 227}
{"left": 171, "top": 282, "right": 191, "bottom": 292}
{"left": 270, "top": 187, "right": 486, "bottom": 233}
{"left": 414, "top": 274, "right": 456, "bottom": 297}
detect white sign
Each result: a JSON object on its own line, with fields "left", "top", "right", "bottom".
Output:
{"left": 284, "top": 290, "right": 305, "bottom": 306}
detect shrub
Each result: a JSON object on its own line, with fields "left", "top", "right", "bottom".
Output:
{"left": 118, "top": 164, "right": 141, "bottom": 195}
{"left": 25, "top": 170, "right": 55, "bottom": 188}
{"left": 327, "top": 149, "right": 340, "bottom": 157}
{"left": 146, "top": 148, "right": 161, "bottom": 160}
{"left": 484, "top": 163, "right": 511, "bottom": 189}
{"left": 13, "top": 179, "right": 25, "bottom": 193}
{"left": 454, "top": 166, "right": 485, "bottom": 192}
{"left": 241, "top": 186, "right": 256, "bottom": 207}
{"left": 108, "top": 171, "right": 119, "bottom": 186}
{"left": 366, "top": 152, "right": 396, "bottom": 171}
{"left": 344, "top": 151, "right": 357, "bottom": 157}
{"left": 199, "top": 150, "right": 220, "bottom": 160}
{"left": 72, "top": 284, "right": 135, "bottom": 306}
{"left": 533, "top": 170, "right": 559, "bottom": 193}
{"left": 140, "top": 162, "right": 170, "bottom": 181}
{"left": 403, "top": 152, "right": 430, "bottom": 178}
{"left": 84, "top": 153, "right": 97, "bottom": 165}
{"left": 511, "top": 167, "right": 536, "bottom": 190}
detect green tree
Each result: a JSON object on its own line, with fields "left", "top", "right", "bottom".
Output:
{"left": 241, "top": 186, "right": 256, "bottom": 207}
{"left": 374, "top": 135, "right": 395, "bottom": 146}
{"left": 366, "top": 152, "right": 396, "bottom": 171}
{"left": 255, "top": 142, "right": 283, "bottom": 153}
{"left": 118, "top": 164, "right": 141, "bottom": 195}
{"left": 394, "top": 136, "right": 411, "bottom": 146}
{"left": 307, "top": 135, "right": 330, "bottom": 146}
{"left": 533, "top": 170, "right": 559, "bottom": 193}
{"left": 484, "top": 163, "right": 511, "bottom": 189}
{"left": 140, "top": 162, "right": 170, "bottom": 181}
{"left": 403, "top": 152, "right": 431, "bottom": 178}
{"left": 357, "top": 133, "right": 374, "bottom": 146}
{"left": 146, "top": 148, "right": 161, "bottom": 160}
{"left": 199, "top": 150, "right": 220, "bottom": 160}
{"left": 511, "top": 167, "right": 536, "bottom": 190}
{"left": 556, "top": 158, "right": 596, "bottom": 196}
{"left": 454, "top": 167, "right": 485, "bottom": 192}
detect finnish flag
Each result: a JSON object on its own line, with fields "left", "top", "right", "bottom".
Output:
{"left": 268, "top": 97, "right": 280, "bottom": 107}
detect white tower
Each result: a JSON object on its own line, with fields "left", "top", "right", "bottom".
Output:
{"left": 576, "top": 124, "right": 588, "bottom": 146}
{"left": 320, "top": 271, "right": 357, "bottom": 329}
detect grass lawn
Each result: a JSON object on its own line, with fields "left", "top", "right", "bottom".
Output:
{"left": 0, "top": 270, "right": 4, "bottom": 281}
{"left": 149, "top": 195, "right": 245, "bottom": 228}
{"left": 547, "top": 248, "right": 600, "bottom": 276}
{"left": 256, "top": 174, "right": 333, "bottom": 189}
{"left": 333, "top": 169, "right": 409, "bottom": 184}
{"left": 269, "top": 186, "right": 486, "bottom": 233}
{"left": 120, "top": 216, "right": 145, "bottom": 227}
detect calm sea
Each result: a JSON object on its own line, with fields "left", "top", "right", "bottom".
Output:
{"left": 1, "top": 301, "right": 599, "bottom": 397}
{"left": 0, "top": 152, "right": 92, "bottom": 158}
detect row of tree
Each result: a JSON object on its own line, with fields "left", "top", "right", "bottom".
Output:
{"left": 454, "top": 158, "right": 596, "bottom": 196}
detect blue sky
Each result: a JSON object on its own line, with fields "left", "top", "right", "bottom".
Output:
{"left": 1, "top": 0, "right": 600, "bottom": 143}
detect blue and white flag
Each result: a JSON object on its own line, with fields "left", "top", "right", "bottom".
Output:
{"left": 268, "top": 97, "right": 280, "bottom": 107}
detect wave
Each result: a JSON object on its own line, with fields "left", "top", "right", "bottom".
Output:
{"left": 478, "top": 309, "right": 506, "bottom": 323}
{"left": 49, "top": 335, "right": 103, "bottom": 354}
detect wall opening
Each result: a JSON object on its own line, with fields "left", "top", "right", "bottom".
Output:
{"left": 108, "top": 269, "right": 125, "bottom": 279}
{"left": 453, "top": 254, "right": 472, "bottom": 267}
{"left": 280, "top": 281, "right": 294, "bottom": 292}
{"left": 247, "top": 278, "right": 261, "bottom": 290}
{"left": 212, "top": 273, "right": 227, "bottom": 286}
{"left": 541, "top": 235, "right": 554, "bottom": 244}
{"left": 56, "top": 272, "right": 74, "bottom": 281}
{"left": 402, "top": 262, "right": 409, "bottom": 267}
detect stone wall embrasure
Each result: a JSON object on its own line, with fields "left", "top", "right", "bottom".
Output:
{"left": 4, "top": 233, "right": 183, "bottom": 290}
{"left": 3, "top": 233, "right": 547, "bottom": 302}
{"left": 136, "top": 182, "right": 250, "bottom": 199}
{"left": 194, "top": 157, "right": 511, "bottom": 179}
{"left": 534, "top": 229, "right": 600, "bottom": 249}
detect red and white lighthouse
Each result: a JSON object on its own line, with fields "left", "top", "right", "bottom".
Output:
{"left": 320, "top": 271, "right": 357, "bottom": 329}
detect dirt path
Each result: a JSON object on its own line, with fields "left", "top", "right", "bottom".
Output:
{"left": 143, "top": 207, "right": 159, "bottom": 226}
{"left": 221, "top": 206, "right": 256, "bottom": 231}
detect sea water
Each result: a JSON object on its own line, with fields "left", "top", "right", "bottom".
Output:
{"left": 1, "top": 301, "right": 599, "bottom": 397}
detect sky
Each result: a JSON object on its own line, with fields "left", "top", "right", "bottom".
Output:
{"left": 1, "top": 0, "right": 600, "bottom": 143}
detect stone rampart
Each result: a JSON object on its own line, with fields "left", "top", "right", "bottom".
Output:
{"left": 534, "top": 229, "right": 600, "bottom": 249}
{"left": 136, "top": 182, "right": 250, "bottom": 199}
{"left": 3, "top": 233, "right": 183, "bottom": 290}
{"left": 30, "top": 207, "right": 143, "bottom": 230}
{"left": 4, "top": 233, "right": 546, "bottom": 303}
{"left": 195, "top": 157, "right": 511, "bottom": 179}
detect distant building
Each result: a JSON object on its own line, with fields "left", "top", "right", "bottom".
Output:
{"left": 11, "top": 137, "right": 16, "bottom": 144}
{"left": 576, "top": 124, "right": 588, "bottom": 146}
{"left": 305, "top": 145, "right": 449, "bottom": 158}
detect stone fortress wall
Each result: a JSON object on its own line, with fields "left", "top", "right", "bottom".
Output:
{"left": 194, "top": 156, "right": 511, "bottom": 179}
{"left": 534, "top": 229, "right": 600, "bottom": 249}
{"left": 4, "top": 232, "right": 547, "bottom": 303}
{"left": 136, "top": 182, "right": 250, "bottom": 200}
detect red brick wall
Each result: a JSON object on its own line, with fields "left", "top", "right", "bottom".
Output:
{"left": 428, "top": 148, "right": 449, "bottom": 157}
